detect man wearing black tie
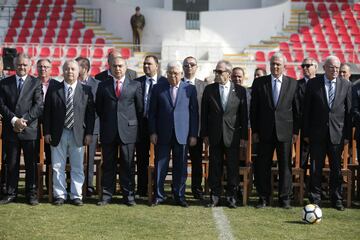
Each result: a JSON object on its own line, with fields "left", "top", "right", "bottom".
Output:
{"left": 250, "top": 53, "right": 300, "bottom": 209}
{"left": 134, "top": 55, "right": 166, "bottom": 197}
{"left": 182, "top": 56, "right": 207, "bottom": 200}
{"left": 0, "top": 53, "right": 43, "bottom": 205}
{"left": 303, "top": 55, "right": 352, "bottom": 211}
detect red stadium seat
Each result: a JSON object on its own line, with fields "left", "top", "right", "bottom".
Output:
{"left": 35, "top": 20, "right": 46, "bottom": 28}
{"left": 95, "top": 38, "right": 106, "bottom": 45}
{"left": 82, "top": 38, "right": 92, "bottom": 44}
{"left": 53, "top": 47, "right": 64, "bottom": 58}
{"left": 39, "top": 47, "right": 51, "bottom": 58}
{"left": 27, "top": 47, "right": 38, "bottom": 57}
{"left": 84, "top": 29, "right": 95, "bottom": 39}
{"left": 91, "top": 67, "right": 101, "bottom": 76}
{"left": 32, "top": 29, "right": 43, "bottom": 37}
{"left": 73, "top": 21, "right": 85, "bottom": 29}
{"left": 43, "top": 37, "right": 54, "bottom": 44}
{"left": 57, "top": 29, "right": 68, "bottom": 38}
{"left": 6, "top": 29, "right": 17, "bottom": 37}
{"left": 56, "top": 37, "right": 66, "bottom": 44}
{"left": 69, "top": 37, "right": 79, "bottom": 44}
{"left": 30, "top": 36, "right": 40, "bottom": 43}
{"left": 255, "top": 51, "right": 265, "bottom": 62}
{"left": 17, "top": 36, "right": 27, "bottom": 43}
{"left": 66, "top": 47, "right": 78, "bottom": 58}
{"left": 60, "top": 20, "right": 71, "bottom": 29}
{"left": 80, "top": 48, "right": 91, "bottom": 57}
{"left": 70, "top": 29, "right": 81, "bottom": 38}
{"left": 92, "top": 48, "right": 104, "bottom": 59}
{"left": 51, "top": 66, "right": 60, "bottom": 77}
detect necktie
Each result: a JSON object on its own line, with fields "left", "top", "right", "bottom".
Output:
{"left": 273, "top": 79, "right": 279, "bottom": 106}
{"left": 220, "top": 85, "right": 227, "bottom": 109}
{"left": 18, "top": 78, "right": 24, "bottom": 94}
{"left": 65, "top": 87, "right": 74, "bottom": 129}
{"left": 171, "top": 86, "right": 177, "bottom": 105}
{"left": 144, "top": 79, "right": 153, "bottom": 117}
{"left": 328, "top": 80, "right": 335, "bottom": 108}
{"left": 115, "top": 80, "right": 121, "bottom": 98}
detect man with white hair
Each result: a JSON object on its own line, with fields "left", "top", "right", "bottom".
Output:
{"left": 149, "top": 61, "right": 198, "bottom": 207}
{"left": 44, "top": 60, "right": 95, "bottom": 206}
{"left": 303, "top": 55, "right": 352, "bottom": 211}
{"left": 250, "top": 53, "right": 300, "bottom": 209}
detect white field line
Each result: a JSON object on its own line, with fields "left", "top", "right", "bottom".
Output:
{"left": 212, "top": 207, "right": 235, "bottom": 240}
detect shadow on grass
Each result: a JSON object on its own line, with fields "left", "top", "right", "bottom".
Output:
{"left": 284, "top": 220, "right": 307, "bottom": 225}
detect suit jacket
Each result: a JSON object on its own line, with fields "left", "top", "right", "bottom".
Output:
{"left": 352, "top": 79, "right": 360, "bottom": 138}
{"left": 83, "top": 76, "right": 100, "bottom": 134}
{"left": 303, "top": 76, "right": 352, "bottom": 144}
{"left": 250, "top": 74, "right": 300, "bottom": 142}
{"left": 148, "top": 80, "right": 198, "bottom": 145}
{"left": 201, "top": 82, "right": 248, "bottom": 147}
{"left": 0, "top": 75, "right": 43, "bottom": 141}
{"left": 43, "top": 80, "right": 95, "bottom": 147}
{"left": 95, "top": 69, "right": 137, "bottom": 81}
{"left": 96, "top": 77, "right": 143, "bottom": 144}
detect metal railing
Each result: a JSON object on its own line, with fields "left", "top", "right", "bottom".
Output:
{"left": 186, "top": 11, "right": 200, "bottom": 30}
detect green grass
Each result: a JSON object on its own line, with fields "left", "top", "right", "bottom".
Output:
{"left": 0, "top": 194, "right": 359, "bottom": 240}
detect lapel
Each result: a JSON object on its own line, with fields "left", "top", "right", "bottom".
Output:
{"left": 224, "top": 82, "right": 236, "bottom": 112}
{"left": 104, "top": 78, "right": 117, "bottom": 101}
{"left": 119, "top": 78, "right": 130, "bottom": 101}
{"left": 73, "top": 81, "right": 82, "bottom": 108}
{"left": 166, "top": 82, "right": 175, "bottom": 107}
{"left": 56, "top": 81, "right": 66, "bottom": 105}
{"left": 10, "top": 76, "right": 18, "bottom": 100}
{"left": 17, "top": 75, "right": 31, "bottom": 103}
{"left": 213, "top": 83, "right": 223, "bottom": 112}
{"left": 265, "top": 75, "right": 275, "bottom": 109}
{"left": 332, "top": 77, "right": 342, "bottom": 109}
{"left": 320, "top": 76, "right": 330, "bottom": 109}
{"left": 276, "top": 75, "right": 289, "bottom": 108}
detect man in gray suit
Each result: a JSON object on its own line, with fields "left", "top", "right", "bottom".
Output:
{"left": 182, "top": 56, "right": 207, "bottom": 200}
{"left": 44, "top": 60, "right": 95, "bottom": 206}
{"left": 96, "top": 56, "right": 143, "bottom": 206}
{"left": 76, "top": 57, "right": 100, "bottom": 197}
{"left": 0, "top": 53, "right": 43, "bottom": 205}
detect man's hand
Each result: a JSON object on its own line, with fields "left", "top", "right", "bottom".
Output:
{"left": 303, "top": 137, "right": 309, "bottom": 144}
{"left": 203, "top": 136, "right": 209, "bottom": 146}
{"left": 14, "top": 118, "right": 27, "bottom": 133}
{"left": 84, "top": 135, "right": 92, "bottom": 145}
{"left": 292, "top": 134, "right": 298, "bottom": 143}
{"left": 44, "top": 134, "right": 52, "bottom": 144}
{"left": 189, "top": 137, "right": 197, "bottom": 147}
{"left": 252, "top": 133, "right": 259, "bottom": 143}
{"left": 150, "top": 134, "right": 157, "bottom": 145}
{"left": 240, "top": 139, "right": 247, "bottom": 148}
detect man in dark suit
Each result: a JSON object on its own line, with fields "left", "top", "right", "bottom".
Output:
{"left": 303, "top": 55, "right": 352, "bottom": 211}
{"left": 134, "top": 55, "right": 166, "bottom": 197}
{"left": 36, "top": 58, "right": 57, "bottom": 191}
{"left": 201, "top": 60, "right": 248, "bottom": 208}
{"left": 297, "top": 57, "right": 318, "bottom": 183}
{"left": 95, "top": 48, "right": 137, "bottom": 81}
{"left": 44, "top": 60, "right": 95, "bottom": 206}
{"left": 0, "top": 53, "right": 43, "bottom": 205}
{"left": 149, "top": 61, "right": 198, "bottom": 207}
{"left": 96, "top": 56, "right": 143, "bottom": 206}
{"left": 76, "top": 57, "right": 100, "bottom": 197}
{"left": 182, "top": 56, "right": 207, "bottom": 200}
{"left": 250, "top": 53, "right": 300, "bottom": 209}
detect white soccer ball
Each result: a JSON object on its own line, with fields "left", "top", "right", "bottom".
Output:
{"left": 302, "top": 204, "right": 322, "bottom": 224}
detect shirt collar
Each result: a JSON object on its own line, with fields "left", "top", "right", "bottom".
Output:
{"left": 64, "top": 80, "right": 78, "bottom": 91}
{"left": 219, "top": 80, "right": 231, "bottom": 88}
{"left": 184, "top": 77, "right": 196, "bottom": 85}
{"left": 146, "top": 74, "right": 157, "bottom": 82}
{"left": 271, "top": 74, "right": 283, "bottom": 83}
{"left": 16, "top": 75, "right": 27, "bottom": 81}
{"left": 112, "top": 75, "right": 125, "bottom": 83}
{"left": 324, "top": 76, "right": 336, "bottom": 83}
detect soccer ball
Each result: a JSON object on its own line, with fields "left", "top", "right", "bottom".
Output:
{"left": 302, "top": 204, "right": 322, "bottom": 224}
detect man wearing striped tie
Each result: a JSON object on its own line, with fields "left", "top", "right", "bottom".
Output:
{"left": 43, "top": 60, "right": 95, "bottom": 206}
{"left": 303, "top": 55, "right": 352, "bottom": 211}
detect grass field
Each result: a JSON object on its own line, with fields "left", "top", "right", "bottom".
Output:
{"left": 0, "top": 193, "right": 359, "bottom": 240}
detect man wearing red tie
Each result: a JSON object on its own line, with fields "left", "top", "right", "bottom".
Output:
{"left": 96, "top": 56, "right": 143, "bottom": 206}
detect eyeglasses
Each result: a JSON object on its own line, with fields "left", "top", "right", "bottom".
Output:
{"left": 38, "top": 65, "right": 51, "bottom": 69}
{"left": 183, "top": 63, "right": 197, "bottom": 68}
{"left": 167, "top": 71, "right": 181, "bottom": 76}
{"left": 301, "top": 63, "right": 314, "bottom": 68}
{"left": 213, "top": 69, "right": 228, "bottom": 75}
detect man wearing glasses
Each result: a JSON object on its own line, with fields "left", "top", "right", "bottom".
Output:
{"left": 201, "top": 60, "right": 248, "bottom": 208}
{"left": 298, "top": 58, "right": 318, "bottom": 181}
{"left": 149, "top": 61, "right": 198, "bottom": 207}
{"left": 182, "top": 56, "right": 207, "bottom": 201}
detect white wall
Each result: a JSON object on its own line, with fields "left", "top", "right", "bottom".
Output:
{"left": 200, "top": 0, "right": 291, "bottom": 53}
{"left": 209, "top": 0, "right": 262, "bottom": 10}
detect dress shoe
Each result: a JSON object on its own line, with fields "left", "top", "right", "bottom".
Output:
{"left": 279, "top": 200, "right": 291, "bottom": 209}
{"left": 97, "top": 199, "right": 111, "bottom": 206}
{"left": 28, "top": 197, "right": 39, "bottom": 206}
{"left": 53, "top": 198, "right": 64, "bottom": 206}
{"left": 0, "top": 195, "right": 16, "bottom": 204}
{"left": 207, "top": 195, "right": 220, "bottom": 208}
{"left": 152, "top": 199, "right": 163, "bottom": 206}
{"left": 72, "top": 198, "right": 83, "bottom": 206}
{"left": 227, "top": 197, "right": 237, "bottom": 209}
{"left": 255, "top": 198, "right": 268, "bottom": 209}
{"left": 124, "top": 199, "right": 136, "bottom": 207}
{"left": 193, "top": 192, "right": 204, "bottom": 201}
{"left": 332, "top": 201, "right": 345, "bottom": 211}
{"left": 86, "top": 187, "right": 95, "bottom": 197}
{"left": 176, "top": 200, "right": 189, "bottom": 208}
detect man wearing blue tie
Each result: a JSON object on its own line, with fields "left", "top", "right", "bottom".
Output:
{"left": 149, "top": 61, "right": 198, "bottom": 207}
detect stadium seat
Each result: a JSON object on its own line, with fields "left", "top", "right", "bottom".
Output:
{"left": 95, "top": 38, "right": 106, "bottom": 45}
{"left": 57, "top": 29, "right": 68, "bottom": 38}
{"left": 39, "top": 47, "right": 51, "bottom": 58}
{"left": 255, "top": 51, "right": 265, "bottom": 62}
{"left": 43, "top": 37, "right": 54, "bottom": 44}
{"left": 73, "top": 21, "right": 85, "bottom": 29}
{"left": 80, "top": 48, "right": 91, "bottom": 57}
{"left": 91, "top": 66, "right": 101, "bottom": 76}
{"left": 56, "top": 37, "right": 66, "bottom": 44}
{"left": 69, "top": 37, "right": 79, "bottom": 44}
{"left": 30, "top": 36, "right": 40, "bottom": 43}
{"left": 92, "top": 48, "right": 104, "bottom": 59}
{"left": 84, "top": 29, "right": 95, "bottom": 39}
{"left": 53, "top": 47, "right": 64, "bottom": 58}
{"left": 66, "top": 47, "right": 78, "bottom": 58}
{"left": 27, "top": 47, "right": 38, "bottom": 57}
